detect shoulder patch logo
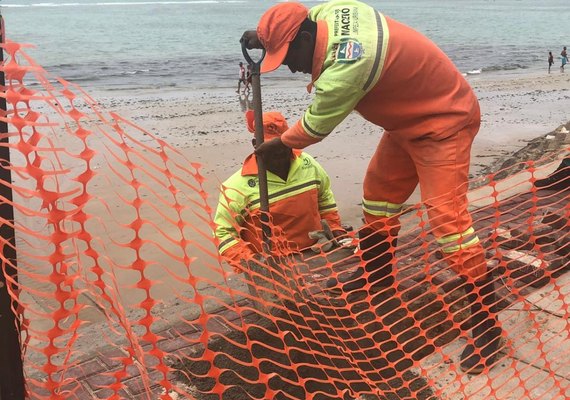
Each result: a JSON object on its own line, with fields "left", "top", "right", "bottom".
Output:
{"left": 247, "top": 178, "right": 256, "bottom": 188}
{"left": 336, "top": 39, "right": 363, "bottom": 63}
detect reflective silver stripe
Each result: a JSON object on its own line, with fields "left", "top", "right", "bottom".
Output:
{"left": 303, "top": 114, "right": 330, "bottom": 138}
{"left": 362, "top": 199, "right": 403, "bottom": 217}
{"left": 319, "top": 203, "right": 337, "bottom": 211}
{"left": 437, "top": 227, "right": 475, "bottom": 245}
{"left": 249, "top": 180, "right": 320, "bottom": 208}
{"left": 218, "top": 237, "right": 237, "bottom": 252}
{"left": 440, "top": 236, "right": 480, "bottom": 254}
{"left": 363, "top": 11, "right": 384, "bottom": 92}
{"left": 437, "top": 227, "right": 480, "bottom": 254}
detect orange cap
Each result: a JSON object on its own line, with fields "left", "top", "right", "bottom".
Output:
{"left": 245, "top": 110, "right": 289, "bottom": 140}
{"left": 257, "top": 2, "right": 309, "bottom": 73}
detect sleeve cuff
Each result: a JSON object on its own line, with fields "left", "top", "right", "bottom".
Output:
{"left": 281, "top": 120, "right": 322, "bottom": 149}
{"left": 320, "top": 210, "right": 343, "bottom": 232}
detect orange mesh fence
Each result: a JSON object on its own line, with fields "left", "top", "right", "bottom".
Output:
{"left": 1, "top": 39, "right": 570, "bottom": 400}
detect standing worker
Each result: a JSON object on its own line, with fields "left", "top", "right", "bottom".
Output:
{"left": 240, "top": 0, "right": 503, "bottom": 375}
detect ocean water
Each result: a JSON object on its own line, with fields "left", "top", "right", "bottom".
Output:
{"left": 2, "top": 0, "right": 569, "bottom": 92}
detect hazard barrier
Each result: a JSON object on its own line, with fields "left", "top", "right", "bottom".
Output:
{"left": 1, "top": 40, "right": 569, "bottom": 400}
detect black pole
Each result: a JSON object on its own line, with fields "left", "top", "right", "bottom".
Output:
{"left": 0, "top": 12, "right": 26, "bottom": 400}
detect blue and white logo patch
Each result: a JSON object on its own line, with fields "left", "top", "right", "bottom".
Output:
{"left": 336, "top": 39, "right": 363, "bottom": 63}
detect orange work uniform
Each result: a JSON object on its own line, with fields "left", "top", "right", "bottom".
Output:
{"left": 214, "top": 151, "right": 343, "bottom": 272}
{"left": 279, "top": 1, "right": 486, "bottom": 279}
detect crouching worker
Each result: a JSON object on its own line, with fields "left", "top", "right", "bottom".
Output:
{"left": 213, "top": 110, "right": 348, "bottom": 299}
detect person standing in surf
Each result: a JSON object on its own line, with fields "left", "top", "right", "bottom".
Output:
{"left": 548, "top": 51, "right": 554, "bottom": 73}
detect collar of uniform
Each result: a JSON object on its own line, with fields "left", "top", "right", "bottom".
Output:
{"left": 307, "top": 19, "right": 328, "bottom": 93}
{"left": 241, "top": 150, "right": 302, "bottom": 176}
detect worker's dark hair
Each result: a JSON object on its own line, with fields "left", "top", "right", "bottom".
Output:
{"left": 290, "top": 18, "right": 317, "bottom": 49}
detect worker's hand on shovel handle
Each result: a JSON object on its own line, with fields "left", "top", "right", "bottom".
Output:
{"left": 254, "top": 137, "right": 291, "bottom": 158}
{"left": 240, "top": 30, "right": 264, "bottom": 49}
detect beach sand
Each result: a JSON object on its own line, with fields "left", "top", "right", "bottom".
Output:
{"left": 96, "top": 69, "right": 570, "bottom": 227}
{"left": 15, "top": 69, "right": 570, "bottom": 330}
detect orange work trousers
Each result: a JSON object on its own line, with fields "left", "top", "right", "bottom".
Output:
{"left": 362, "top": 121, "right": 487, "bottom": 280}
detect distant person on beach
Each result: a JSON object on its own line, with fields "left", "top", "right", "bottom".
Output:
{"left": 236, "top": 61, "right": 247, "bottom": 93}
{"left": 244, "top": 64, "right": 252, "bottom": 94}
{"left": 214, "top": 110, "right": 348, "bottom": 273}
{"left": 548, "top": 51, "right": 554, "bottom": 73}
{"left": 241, "top": 0, "right": 503, "bottom": 375}
{"left": 561, "top": 47, "right": 568, "bottom": 72}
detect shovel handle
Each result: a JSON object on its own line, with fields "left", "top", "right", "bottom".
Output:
{"left": 241, "top": 40, "right": 266, "bottom": 68}
{"left": 241, "top": 40, "right": 271, "bottom": 252}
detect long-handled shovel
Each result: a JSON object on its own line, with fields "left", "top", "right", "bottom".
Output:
{"left": 241, "top": 42, "right": 271, "bottom": 253}
{"left": 241, "top": 42, "right": 283, "bottom": 309}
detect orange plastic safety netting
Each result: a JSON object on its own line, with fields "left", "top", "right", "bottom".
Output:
{"left": 1, "top": 39, "right": 569, "bottom": 400}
